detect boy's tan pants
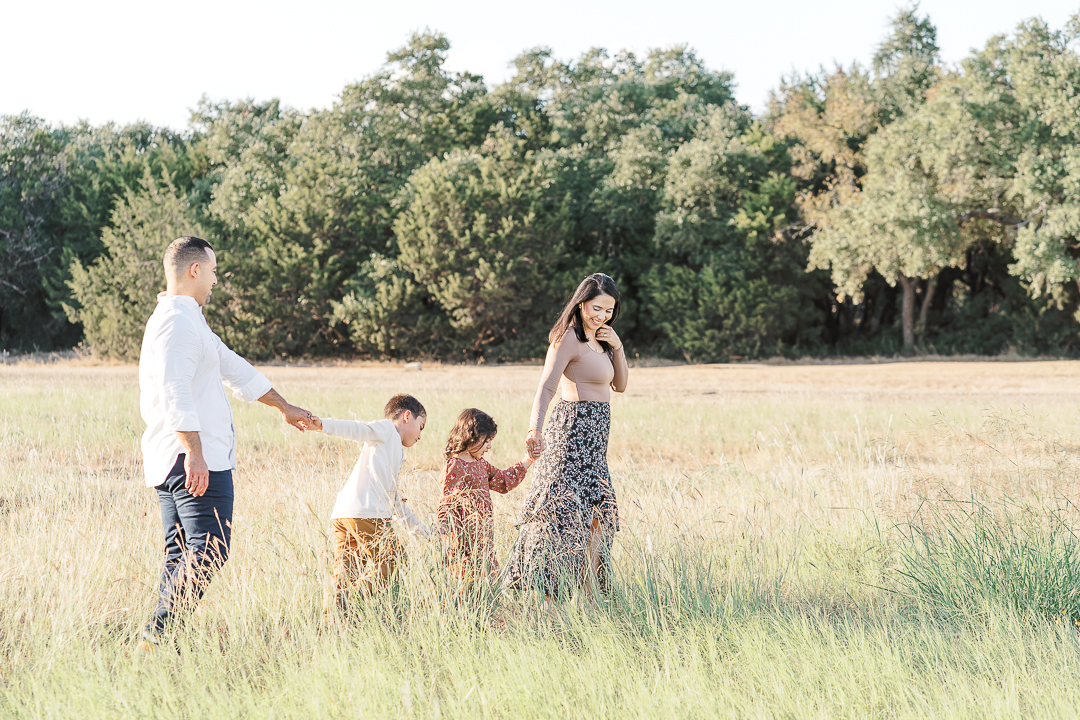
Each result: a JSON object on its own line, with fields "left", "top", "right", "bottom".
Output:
{"left": 330, "top": 518, "right": 402, "bottom": 605}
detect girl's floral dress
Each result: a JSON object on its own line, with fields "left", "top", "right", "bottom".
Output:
{"left": 437, "top": 457, "right": 526, "bottom": 580}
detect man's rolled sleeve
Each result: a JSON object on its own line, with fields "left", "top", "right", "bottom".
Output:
{"left": 157, "top": 318, "right": 202, "bottom": 432}
{"left": 216, "top": 335, "right": 272, "bottom": 402}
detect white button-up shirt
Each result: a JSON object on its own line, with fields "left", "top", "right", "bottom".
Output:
{"left": 324, "top": 418, "right": 430, "bottom": 537}
{"left": 139, "top": 294, "right": 272, "bottom": 487}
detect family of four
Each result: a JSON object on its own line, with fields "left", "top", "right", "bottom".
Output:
{"left": 135, "top": 236, "right": 628, "bottom": 652}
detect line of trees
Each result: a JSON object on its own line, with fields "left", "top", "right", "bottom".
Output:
{"left": 4, "top": 9, "right": 1080, "bottom": 361}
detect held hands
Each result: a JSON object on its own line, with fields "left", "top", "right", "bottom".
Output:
{"left": 281, "top": 404, "right": 319, "bottom": 432}
{"left": 259, "top": 389, "right": 318, "bottom": 431}
{"left": 596, "top": 324, "right": 622, "bottom": 350}
{"left": 525, "top": 430, "right": 544, "bottom": 458}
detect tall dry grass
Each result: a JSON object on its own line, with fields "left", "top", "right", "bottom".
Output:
{"left": 4, "top": 361, "right": 1080, "bottom": 717}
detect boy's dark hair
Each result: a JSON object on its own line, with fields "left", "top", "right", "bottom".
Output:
{"left": 163, "top": 236, "right": 213, "bottom": 276}
{"left": 384, "top": 394, "right": 426, "bottom": 421}
{"left": 444, "top": 408, "right": 497, "bottom": 459}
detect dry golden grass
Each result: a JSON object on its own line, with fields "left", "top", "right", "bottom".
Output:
{"left": 4, "top": 360, "right": 1080, "bottom": 718}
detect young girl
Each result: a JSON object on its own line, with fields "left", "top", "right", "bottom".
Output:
{"left": 438, "top": 408, "right": 536, "bottom": 581}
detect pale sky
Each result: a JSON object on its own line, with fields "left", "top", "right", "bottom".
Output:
{"left": 3, "top": 0, "right": 1077, "bottom": 129}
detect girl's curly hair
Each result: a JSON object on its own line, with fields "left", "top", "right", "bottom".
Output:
{"left": 444, "top": 408, "right": 498, "bottom": 459}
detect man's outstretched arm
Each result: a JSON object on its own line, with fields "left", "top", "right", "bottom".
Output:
{"left": 213, "top": 333, "right": 313, "bottom": 431}
{"left": 258, "top": 388, "right": 314, "bottom": 431}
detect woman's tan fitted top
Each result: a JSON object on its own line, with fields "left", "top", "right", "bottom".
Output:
{"left": 529, "top": 333, "right": 629, "bottom": 433}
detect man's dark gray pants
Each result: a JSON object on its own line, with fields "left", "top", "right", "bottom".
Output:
{"left": 145, "top": 453, "right": 233, "bottom": 637}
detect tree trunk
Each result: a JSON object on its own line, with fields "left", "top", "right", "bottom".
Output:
{"left": 957, "top": 209, "right": 1027, "bottom": 227}
{"left": 897, "top": 273, "right": 917, "bottom": 354}
{"left": 917, "top": 275, "right": 937, "bottom": 346}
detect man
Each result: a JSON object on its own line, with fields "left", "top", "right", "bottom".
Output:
{"left": 136, "top": 236, "right": 313, "bottom": 653}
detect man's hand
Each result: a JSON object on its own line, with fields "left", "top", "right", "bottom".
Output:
{"left": 176, "top": 431, "right": 209, "bottom": 496}
{"left": 184, "top": 452, "right": 210, "bottom": 497}
{"left": 257, "top": 388, "right": 312, "bottom": 431}
{"left": 281, "top": 404, "right": 313, "bottom": 432}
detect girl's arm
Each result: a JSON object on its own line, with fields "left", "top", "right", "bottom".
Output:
{"left": 485, "top": 457, "right": 531, "bottom": 494}
{"left": 434, "top": 460, "right": 465, "bottom": 535}
{"left": 441, "top": 459, "right": 467, "bottom": 496}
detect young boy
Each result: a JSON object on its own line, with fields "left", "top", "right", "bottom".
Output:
{"left": 310, "top": 394, "right": 430, "bottom": 608}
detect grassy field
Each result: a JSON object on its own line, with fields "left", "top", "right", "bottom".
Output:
{"left": 4, "top": 359, "right": 1080, "bottom": 718}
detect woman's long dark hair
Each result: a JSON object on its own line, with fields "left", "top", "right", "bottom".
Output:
{"left": 444, "top": 408, "right": 498, "bottom": 459}
{"left": 548, "top": 273, "right": 621, "bottom": 353}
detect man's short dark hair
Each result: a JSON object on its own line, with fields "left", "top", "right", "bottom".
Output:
{"left": 163, "top": 236, "right": 213, "bottom": 277}
{"left": 384, "top": 394, "right": 426, "bottom": 421}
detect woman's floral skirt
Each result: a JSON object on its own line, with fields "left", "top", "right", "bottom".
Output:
{"left": 504, "top": 400, "right": 618, "bottom": 594}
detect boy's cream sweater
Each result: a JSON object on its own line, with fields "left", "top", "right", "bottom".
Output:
{"left": 323, "top": 418, "right": 429, "bottom": 537}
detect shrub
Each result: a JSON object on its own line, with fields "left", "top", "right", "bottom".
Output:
{"left": 329, "top": 254, "right": 455, "bottom": 359}
{"left": 65, "top": 171, "right": 203, "bottom": 360}
{"left": 392, "top": 138, "right": 577, "bottom": 360}
{"left": 896, "top": 496, "right": 1080, "bottom": 624}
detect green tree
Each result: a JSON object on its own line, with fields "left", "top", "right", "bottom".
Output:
{"left": 0, "top": 115, "right": 200, "bottom": 352}
{"left": 642, "top": 109, "right": 822, "bottom": 360}
{"left": 492, "top": 43, "right": 741, "bottom": 343}
{"left": 329, "top": 254, "right": 453, "bottom": 359}
{"left": 0, "top": 114, "right": 65, "bottom": 350}
{"left": 50, "top": 122, "right": 200, "bottom": 343}
{"left": 66, "top": 170, "right": 203, "bottom": 360}
{"left": 201, "top": 32, "right": 498, "bottom": 358}
{"left": 15, "top": 14, "right": 1080, "bottom": 363}
{"left": 807, "top": 115, "right": 968, "bottom": 351}
{"left": 778, "top": 7, "right": 947, "bottom": 352}
{"left": 817, "top": 12, "right": 1080, "bottom": 352}
{"left": 769, "top": 66, "right": 878, "bottom": 231}
{"left": 872, "top": 6, "right": 942, "bottom": 122}
{"left": 388, "top": 136, "right": 577, "bottom": 359}
{"left": 979, "top": 17, "right": 1080, "bottom": 303}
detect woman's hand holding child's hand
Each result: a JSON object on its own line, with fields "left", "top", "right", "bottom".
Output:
{"left": 523, "top": 441, "right": 542, "bottom": 467}
{"left": 525, "top": 430, "right": 544, "bottom": 457}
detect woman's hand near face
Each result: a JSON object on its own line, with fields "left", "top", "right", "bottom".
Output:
{"left": 596, "top": 324, "right": 622, "bottom": 350}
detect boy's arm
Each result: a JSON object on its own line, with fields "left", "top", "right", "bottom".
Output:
{"left": 394, "top": 490, "right": 431, "bottom": 538}
{"left": 319, "top": 418, "right": 382, "bottom": 444}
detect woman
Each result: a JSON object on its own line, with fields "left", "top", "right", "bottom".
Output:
{"left": 504, "top": 273, "right": 629, "bottom": 596}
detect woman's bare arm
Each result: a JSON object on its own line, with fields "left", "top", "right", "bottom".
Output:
{"left": 528, "top": 336, "right": 576, "bottom": 435}
{"left": 611, "top": 347, "right": 628, "bottom": 393}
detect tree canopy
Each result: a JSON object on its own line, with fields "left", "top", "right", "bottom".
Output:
{"left": 5, "top": 12, "right": 1080, "bottom": 360}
